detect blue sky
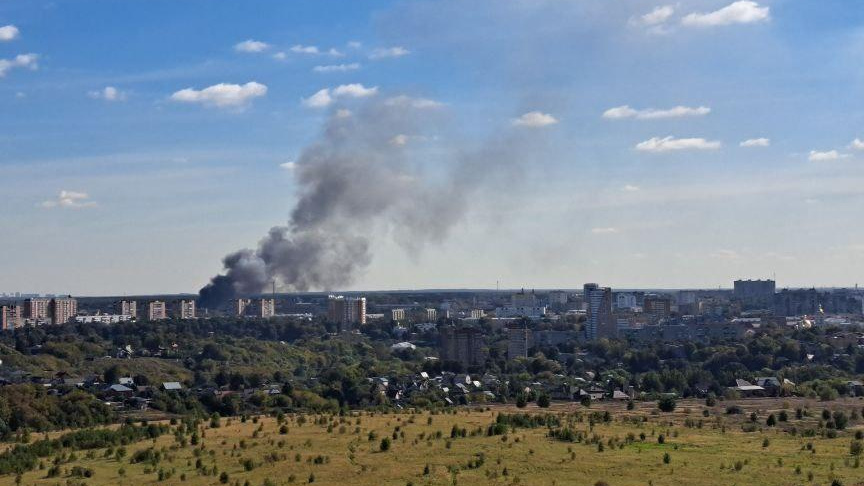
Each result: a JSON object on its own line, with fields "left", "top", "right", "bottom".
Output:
{"left": 1, "top": 0, "right": 864, "bottom": 295}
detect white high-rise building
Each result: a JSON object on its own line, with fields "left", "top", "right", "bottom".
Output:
{"left": 584, "top": 283, "right": 615, "bottom": 340}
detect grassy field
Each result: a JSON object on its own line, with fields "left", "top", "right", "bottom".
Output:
{"left": 2, "top": 398, "right": 864, "bottom": 486}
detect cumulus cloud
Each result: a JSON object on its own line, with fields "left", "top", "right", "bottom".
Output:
{"left": 280, "top": 161, "right": 297, "bottom": 171}
{"left": 390, "top": 134, "right": 409, "bottom": 146}
{"left": 170, "top": 82, "right": 267, "bottom": 109}
{"left": 88, "top": 86, "right": 126, "bottom": 102}
{"left": 0, "top": 53, "right": 38, "bottom": 77}
{"left": 808, "top": 150, "right": 849, "bottom": 162}
{"left": 603, "top": 105, "right": 710, "bottom": 120}
{"left": 290, "top": 45, "right": 320, "bottom": 55}
{"left": 512, "top": 111, "right": 559, "bottom": 127}
{"left": 636, "top": 136, "right": 721, "bottom": 152}
{"left": 369, "top": 46, "right": 410, "bottom": 60}
{"left": 313, "top": 63, "right": 361, "bottom": 73}
{"left": 0, "top": 25, "right": 20, "bottom": 42}
{"left": 384, "top": 95, "right": 444, "bottom": 109}
{"left": 234, "top": 39, "right": 270, "bottom": 53}
{"left": 623, "top": 184, "right": 641, "bottom": 192}
{"left": 632, "top": 5, "right": 675, "bottom": 26}
{"left": 591, "top": 227, "right": 618, "bottom": 235}
{"left": 849, "top": 138, "right": 864, "bottom": 150}
{"left": 302, "top": 83, "right": 379, "bottom": 108}
{"left": 740, "top": 137, "right": 770, "bottom": 147}
{"left": 682, "top": 1, "right": 770, "bottom": 27}
{"left": 41, "top": 190, "right": 97, "bottom": 209}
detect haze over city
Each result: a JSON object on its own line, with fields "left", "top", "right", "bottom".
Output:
{"left": 2, "top": 0, "right": 864, "bottom": 296}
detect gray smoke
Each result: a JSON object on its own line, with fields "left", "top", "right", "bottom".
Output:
{"left": 199, "top": 95, "right": 535, "bottom": 308}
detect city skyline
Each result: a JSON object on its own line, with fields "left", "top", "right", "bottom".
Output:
{"left": 2, "top": 0, "right": 864, "bottom": 295}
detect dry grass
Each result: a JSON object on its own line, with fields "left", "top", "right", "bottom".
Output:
{"left": 3, "top": 398, "right": 864, "bottom": 486}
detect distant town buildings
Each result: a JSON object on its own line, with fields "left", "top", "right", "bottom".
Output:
{"left": 439, "top": 326, "right": 485, "bottom": 368}
{"left": 734, "top": 279, "right": 776, "bottom": 308}
{"left": 615, "top": 292, "right": 637, "bottom": 310}
{"left": 118, "top": 300, "right": 137, "bottom": 319}
{"left": 25, "top": 298, "right": 50, "bottom": 320}
{"left": 390, "top": 308, "right": 406, "bottom": 322}
{"left": 496, "top": 290, "right": 547, "bottom": 319}
{"left": 235, "top": 298, "right": 251, "bottom": 316}
{"left": 584, "top": 283, "right": 616, "bottom": 340}
{"left": 425, "top": 308, "right": 438, "bottom": 321}
{"left": 258, "top": 298, "right": 276, "bottom": 318}
{"left": 1, "top": 305, "right": 21, "bottom": 330}
{"left": 327, "top": 295, "right": 367, "bottom": 327}
{"left": 51, "top": 297, "right": 78, "bottom": 325}
{"left": 177, "top": 300, "right": 196, "bottom": 320}
{"left": 148, "top": 301, "right": 167, "bottom": 321}
{"left": 643, "top": 295, "right": 672, "bottom": 323}
{"left": 507, "top": 322, "right": 533, "bottom": 360}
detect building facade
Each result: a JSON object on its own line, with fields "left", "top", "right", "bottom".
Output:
{"left": 1, "top": 305, "right": 21, "bottom": 330}
{"left": 258, "top": 298, "right": 276, "bottom": 318}
{"left": 178, "top": 300, "right": 196, "bottom": 320}
{"left": 327, "top": 295, "right": 367, "bottom": 327}
{"left": 118, "top": 300, "right": 137, "bottom": 319}
{"left": 584, "top": 283, "right": 616, "bottom": 340}
{"left": 25, "top": 298, "right": 50, "bottom": 320}
{"left": 506, "top": 323, "right": 533, "bottom": 360}
{"left": 148, "top": 301, "right": 167, "bottom": 321}
{"left": 439, "top": 326, "right": 485, "bottom": 368}
{"left": 643, "top": 295, "right": 672, "bottom": 323}
{"left": 51, "top": 297, "right": 77, "bottom": 325}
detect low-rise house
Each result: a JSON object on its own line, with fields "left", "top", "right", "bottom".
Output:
{"left": 730, "top": 379, "right": 765, "bottom": 397}
{"left": 162, "top": 382, "right": 183, "bottom": 391}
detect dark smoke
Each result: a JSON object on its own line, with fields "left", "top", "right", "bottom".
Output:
{"left": 198, "top": 94, "right": 536, "bottom": 309}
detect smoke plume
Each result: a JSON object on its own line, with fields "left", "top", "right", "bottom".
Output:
{"left": 198, "top": 94, "right": 535, "bottom": 308}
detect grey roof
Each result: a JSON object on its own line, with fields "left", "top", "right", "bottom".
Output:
{"left": 162, "top": 382, "right": 183, "bottom": 390}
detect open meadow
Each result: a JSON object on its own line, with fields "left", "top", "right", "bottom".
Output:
{"left": 2, "top": 398, "right": 864, "bottom": 486}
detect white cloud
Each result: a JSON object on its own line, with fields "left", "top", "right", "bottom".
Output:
{"left": 234, "top": 39, "right": 270, "bottom": 53}
{"left": 280, "top": 161, "right": 297, "bottom": 171}
{"left": 290, "top": 45, "right": 320, "bottom": 55}
{"left": 0, "top": 25, "right": 20, "bottom": 42}
{"left": 623, "top": 184, "right": 641, "bottom": 192}
{"left": 369, "top": 46, "right": 410, "bottom": 60}
{"left": 633, "top": 5, "right": 675, "bottom": 26}
{"left": 313, "top": 63, "right": 361, "bottom": 73}
{"left": 0, "top": 53, "right": 38, "bottom": 77}
{"left": 849, "top": 138, "right": 864, "bottom": 150}
{"left": 335, "top": 108, "right": 352, "bottom": 118}
{"left": 303, "top": 89, "right": 333, "bottom": 108}
{"left": 88, "top": 86, "right": 126, "bottom": 102}
{"left": 603, "top": 104, "right": 710, "bottom": 120}
{"left": 41, "top": 190, "right": 97, "bottom": 209}
{"left": 740, "top": 137, "right": 770, "bottom": 147}
{"left": 333, "top": 83, "right": 378, "bottom": 98}
{"left": 347, "top": 41, "right": 363, "bottom": 49}
{"left": 326, "top": 48, "right": 345, "bottom": 57}
{"left": 636, "top": 136, "right": 721, "bottom": 152}
{"left": 384, "top": 95, "right": 444, "bottom": 109}
{"left": 170, "top": 82, "right": 267, "bottom": 109}
{"left": 272, "top": 52, "right": 287, "bottom": 60}
{"left": 808, "top": 150, "right": 849, "bottom": 162}
{"left": 682, "top": 1, "right": 770, "bottom": 27}
{"left": 390, "top": 134, "right": 409, "bottom": 146}
{"left": 302, "top": 83, "right": 378, "bottom": 108}
{"left": 512, "top": 111, "right": 559, "bottom": 127}
{"left": 591, "top": 227, "right": 618, "bottom": 235}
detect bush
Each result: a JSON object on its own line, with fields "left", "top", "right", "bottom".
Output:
{"left": 658, "top": 396, "right": 676, "bottom": 413}
{"left": 537, "top": 394, "right": 551, "bottom": 408}
{"left": 380, "top": 437, "right": 391, "bottom": 452}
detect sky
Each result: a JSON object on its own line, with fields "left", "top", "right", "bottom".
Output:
{"left": 1, "top": 0, "right": 864, "bottom": 296}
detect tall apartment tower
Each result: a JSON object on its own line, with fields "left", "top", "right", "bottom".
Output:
{"left": 584, "top": 283, "right": 616, "bottom": 340}
{"left": 327, "top": 295, "right": 366, "bottom": 327}
{"left": 118, "top": 300, "right": 137, "bottom": 319}
{"left": 425, "top": 308, "right": 438, "bottom": 321}
{"left": 507, "top": 322, "right": 533, "bottom": 360}
{"left": 1, "top": 305, "right": 21, "bottom": 330}
{"left": 148, "top": 301, "right": 167, "bottom": 321}
{"left": 25, "top": 298, "right": 50, "bottom": 320}
{"left": 258, "top": 298, "right": 275, "bottom": 318}
{"left": 235, "top": 298, "right": 251, "bottom": 316}
{"left": 51, "top": 297, "right": 77, "bottom": 325}
{"left": 178, "top": 300, "right": 196, "bottom": 320}
{"left": 643, "top": 295, "right": 672, "bottom": 323}
{"left": 439, "top": 326, "right": 485, "bottom": 368}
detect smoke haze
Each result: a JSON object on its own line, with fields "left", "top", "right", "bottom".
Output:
{"left": 198, "top": 95, "right": 535, "bottom": 308}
